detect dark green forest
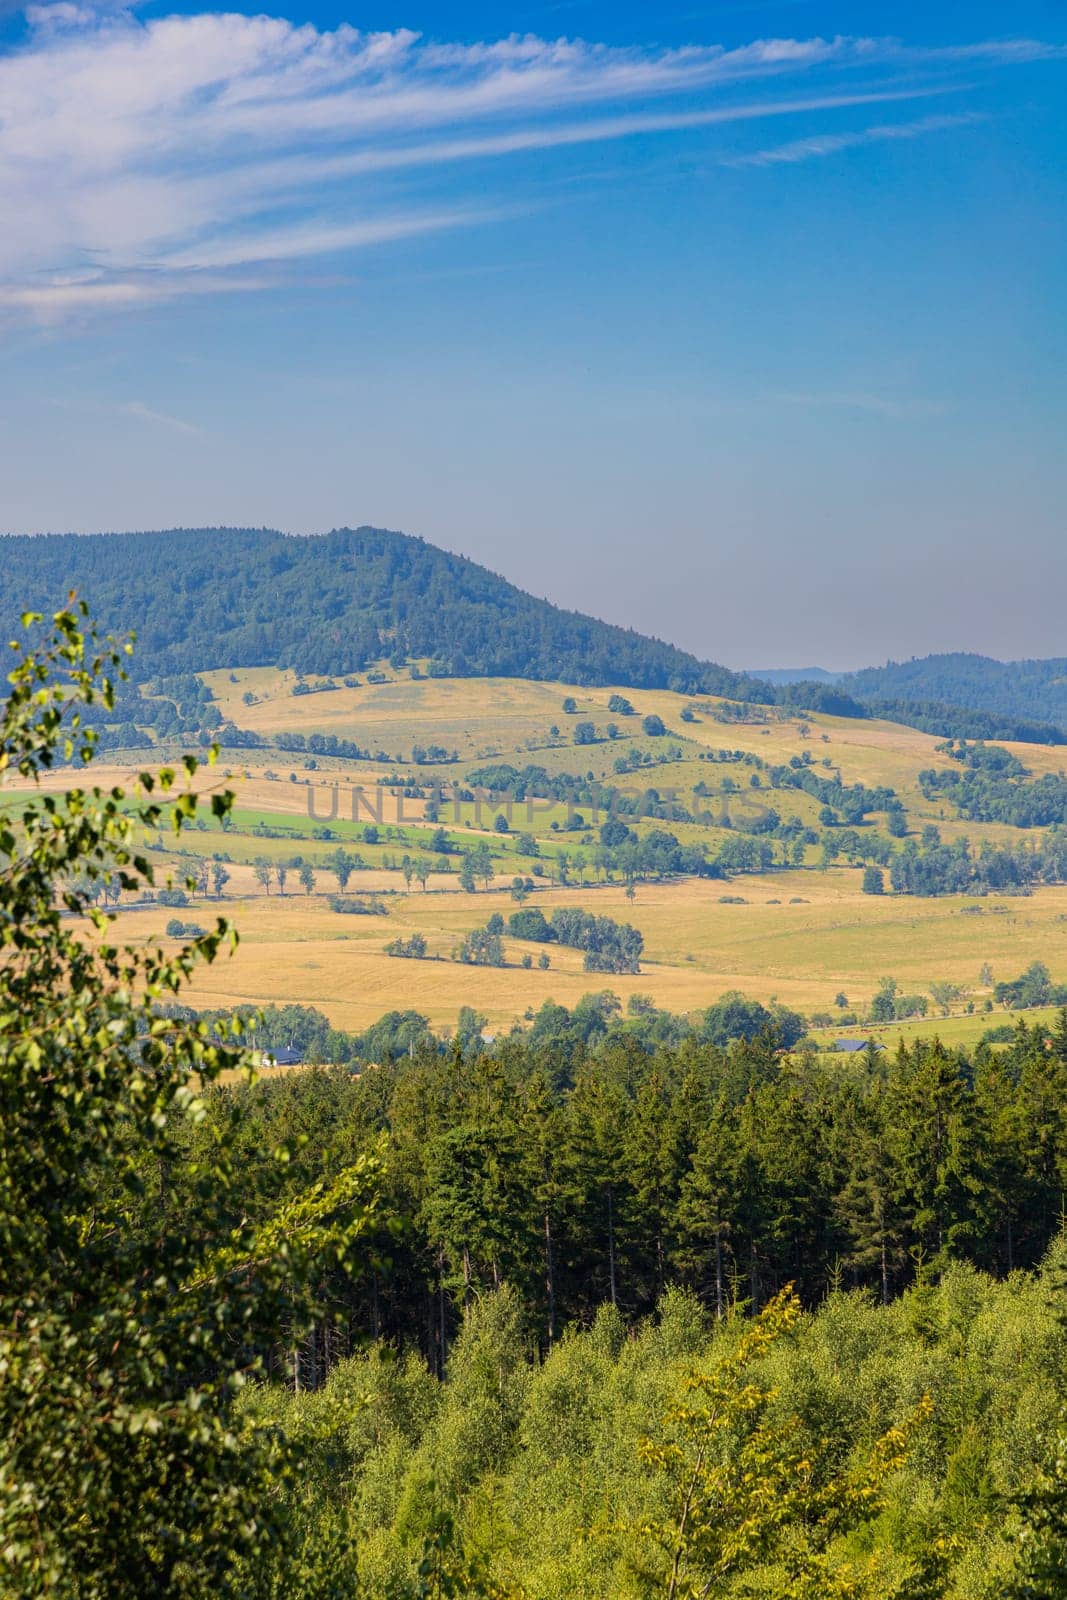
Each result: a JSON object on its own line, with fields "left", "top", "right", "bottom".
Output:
{"left": 841, "top": 653, "right": 1067, "bottom": 736}
{"left": 0, "top": 527, "right": 759, "bottom": 695}
{"left": 200, "top": 1017, "right": 1067, "bottom": 1351}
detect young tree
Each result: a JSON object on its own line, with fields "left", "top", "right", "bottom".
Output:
{"left": 211, "top": 860, "right": 230, "bottom": 899}
{"left": 274, "top": 860, "right": 289, "bottom": 896}
{"left": 0, "top": 607, "right": 379, "bottom": 1598}
{"left": 298, "top": 862, "right": 316, "bottom": 895}
{"left": 327, "top": 845, "right": 355, "bottom": 891}
{"left": 253, "top": 855, "right": 272, "bottom": 894}
{"left": 631, "top": 1288, "right": 933, "bottom": 1599}
{"left": 470, "top": 841, "right": 494, "bottom": 890}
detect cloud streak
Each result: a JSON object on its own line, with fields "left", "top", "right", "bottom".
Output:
{"left": 722, "top": 110, "right": 985, "bottom": 167}
{"left": 0, "top": 13, "right": 1059, "bottom": 320}
{"left": 122, "top": 399, "right": 203, "bottom": 434}
{"left": 771, "top": 388, "right": 951, "bottom": 419}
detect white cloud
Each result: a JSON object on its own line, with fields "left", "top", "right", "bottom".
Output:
{"left": 0, "top": 13, "right": 1058, "bottom": 320}
{"left": 722, "top": 111, "right": 985, "bottom": 167}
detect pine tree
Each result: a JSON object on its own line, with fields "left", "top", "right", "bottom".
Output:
{"left": 675, "top": 1099, "right": 742, "bottom": 1318}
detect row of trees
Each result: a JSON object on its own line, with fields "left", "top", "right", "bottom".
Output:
{"left": 890, "top": 830, "right": 1067, "bottom": 895}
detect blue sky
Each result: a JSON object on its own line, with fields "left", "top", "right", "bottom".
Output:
{"left": 0, "top": 0, "right": 1064, "bottom": 668}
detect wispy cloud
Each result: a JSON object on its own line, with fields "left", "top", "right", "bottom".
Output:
{"left": 722, "top": 110, "right": 985, "bottom": 168}
{"left": 772, "top": 388, "right": 952, "bottom": 420}
{"left": 122, "top": 399, "right": 203, "bottom": 435}
{"left": 0, "top": 12, "right": 1059, "bottom": 321}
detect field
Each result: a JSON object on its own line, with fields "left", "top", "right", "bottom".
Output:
{"left": 84, "top": 866, "right": 1063, "bottom": 1041}
{"left": 9, "top": 666, "right": 1066, "bottom": 1042}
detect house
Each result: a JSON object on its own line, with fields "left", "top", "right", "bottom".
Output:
{"left": 833, "top": 1039, "right": 886, "bottom": 1054}
{"left": 261, "top": 1045, "right": 304, "bottom": 1068}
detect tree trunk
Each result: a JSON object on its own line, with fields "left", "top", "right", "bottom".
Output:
{"left": 714, "top": 1228, "right": 725, "bottom": 1321}
{"left": 607, "top": 1184, "right": 618, "bottom": 1307}
{"left": 545, "top": 1208, "right": 556, "bottom": 1346}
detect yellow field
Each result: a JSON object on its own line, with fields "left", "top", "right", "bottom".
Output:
{"left": 11, "top": 666, "right": 1067, "bottom": 1040}
{"left": 97, "top": 865, "right": 1067, "bottom": 1036}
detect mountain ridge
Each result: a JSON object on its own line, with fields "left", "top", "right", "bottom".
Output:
{"left": 0, "top": 525, "right": 767, "bottom": 699}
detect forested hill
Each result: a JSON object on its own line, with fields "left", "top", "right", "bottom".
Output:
{"left": 0, "top": 526, "right": 763, "bottom": 696}
{"left": 840, "top": 652, "right": 1067, "bottom": 733}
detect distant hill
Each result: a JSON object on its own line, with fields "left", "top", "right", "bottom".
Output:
{"left": 748, "top": 667, "right": 843, "bottom": 686}
{"left": 0, "top": 527, "right": 764, "bottom": 697}
{"left": 6, "top": 530, "right": 1061, "bottom": 743}
{"left": 840, "top": 654, "right": 1067, "bottom": 742}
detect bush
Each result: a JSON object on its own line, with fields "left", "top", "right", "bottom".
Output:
{"left": 328, "top": 895, "right": 388, "bottom": 916}
{"left": 981, "top": 1023, "right": 1017, "bottom": 1044}
{"left": 508, "top": 908, "right": 551, "bottom": 942}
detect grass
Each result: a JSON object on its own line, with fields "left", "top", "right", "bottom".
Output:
{"left": 820, "top": 1005, "right": 1062, "bottom": 1054}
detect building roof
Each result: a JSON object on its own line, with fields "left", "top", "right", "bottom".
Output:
{"left": 834, "top": 1038, "right": 886, "bottom": 1053}
{"left": 263, "top": 1045, "right": 304, "bottom": 1067}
